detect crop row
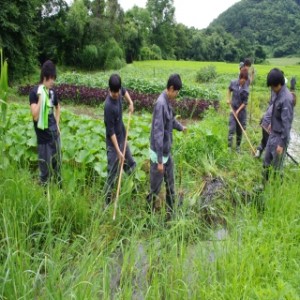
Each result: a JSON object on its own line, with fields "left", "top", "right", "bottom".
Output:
{"left": 2, "top": 103, "right": 231, "bottom": 187}
{"left": 56, "top": 72, "right": 221, "bottom": 100}
{"left": 18, "top": 84, "right": 219, "bottom": 118}
{"left": 1, "top": 105, "right": 153, "bottom": 180}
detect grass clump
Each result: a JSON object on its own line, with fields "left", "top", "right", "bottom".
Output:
{"left": 196, "top": 65, "right": 217, "bottom": 83}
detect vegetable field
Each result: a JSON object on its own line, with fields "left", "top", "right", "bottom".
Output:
{"left": 1, "top": 60, "right": 300, "bottom": 299}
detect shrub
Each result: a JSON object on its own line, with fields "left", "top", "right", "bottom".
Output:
{"left": 150, "top": 44, "right": 162, "bottom": 60}
{"left": 140, "top": 45, "right": 162, "bottom": 61}
{"left": 105, "top": 57, "right": 126, "bottom": 70}
{"left": 196, "top": 65, "right": 217, "bottom": 83}
{"left": 140, "top": 47, "right": 153, "bottom": 61}
{"left": 81, "top": 45, "right": 99, "bottom": 70}
{"left": 104, "top": 39, "right": 126, "bottom": 70}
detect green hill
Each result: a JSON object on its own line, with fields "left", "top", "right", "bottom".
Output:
{"left": 210, "top": 0, "right": 300, "bottom": 57}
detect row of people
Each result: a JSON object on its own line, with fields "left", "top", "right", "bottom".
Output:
{"left": 227, "top": 66, "right": 295, "bottom": 183}
{"left": 29, "top": 60, "right": 186, "bottom": 218}
{"left": 29, "top": 60, "right": 295, "bottom": 219}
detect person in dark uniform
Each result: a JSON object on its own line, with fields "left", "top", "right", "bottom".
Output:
{"left": 29, "top": 60, "right": 62, "bottom": 187}
{"left": 256, "top": 76, "right": 296, "bottom": 158}
{"left": 227, "top": 68, "right": 249, "bottom": 152}
{"left": 147, "top": 74, "right": 186, "bottom": 220}
{"left": 290, "top": 77, "right": 297, "bottom": 106}
{"left": 255, "top": 93, "right": 275, "bottom": 158}
{"left": 263, "top": 68, "right": 294, "bottom": 183}
{"left": 103, "top": 74, "right": 136, "bottom": 205}
{"left": 242, "top": 58, "right": 255, "bottom": 85}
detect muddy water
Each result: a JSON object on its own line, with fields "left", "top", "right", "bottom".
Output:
{"left": 108, "top": 227, "right": 229, "bottom": 299}
{"left": 288, "top": 128, "right": 300, "bottom": 163}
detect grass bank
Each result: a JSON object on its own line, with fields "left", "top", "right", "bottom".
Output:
{"left": 1, "top": 105, "right": 300, "bottom": 299}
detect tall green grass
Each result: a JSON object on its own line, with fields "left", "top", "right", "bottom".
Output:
{"left": 2, "top": 59, "right": 300, "bottom": 299}
{"left": 1, "top": 163, "right": 299, "bottom": 299}
{"left": 1, "top": 105, "right": 299, "bottom": 299}
{"left": 0, "top": 48, "right": 8, "bottom": 124}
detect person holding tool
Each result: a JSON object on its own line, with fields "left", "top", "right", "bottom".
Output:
{"left": 256, "top": 76, "right": 296, "bottom": 159}
{"left": 263, "top": 69, "right": 294, "bottom": 183}
{"left": 242, "top": 58, "right": 255, "bottom": 85}
{"left": 103, "top": 74, "right": 136, "bottom": 205}
{"left": 255, "top": 98, "right": 274, "bottom": 158}
{"left": 227, "top": 68, "right": 250, "bottom": 153}
{"left": 146, "top": 74, "right": 186, "bottom": 220}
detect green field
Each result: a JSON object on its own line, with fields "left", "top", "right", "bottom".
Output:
{"left": 1, "top": 60, "right": 300, "bottom": 299}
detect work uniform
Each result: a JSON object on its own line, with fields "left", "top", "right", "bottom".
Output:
{"left": 256, "top": 92, "right": 276, "bottom": 155}
{"left": 257, "top": 104, "right": 273, "bottom": 154}
{"left": 29, "top": 86, "right": 62, "bottom": 186}
{"left": 228, "top": 79, "right": 249, "bottom": 149}
{"left": 103, "top": 87, "right": 136, "bottom": 204}
{"left": 263, "top": 85, "right": 294, "bottom": 178}
{"left": 147, "top": 91, "right": 184, "bottom": 211}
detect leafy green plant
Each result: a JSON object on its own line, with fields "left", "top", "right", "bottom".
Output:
{"left": 0, "top": 48, "right": 8, "bottom": 125}
{"left": 0, "top": 48, "right": 9, "bottom": 169}
{"left": 1, "top": 82, "right": 300, "bottom": 298}
{"left": 81, "top": 44, "right": 99, "bottom": 70}
{"left": 196, "top": 65, "right": 217, "bottom": 83}
{"left": 104, "top": 39, "right": 126, "bottom": 70}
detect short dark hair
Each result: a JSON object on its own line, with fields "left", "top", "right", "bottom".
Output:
{"left": 167, "top": 74, "right": 182, "bottom": 90}
{"left": 267, "top": 68, "right": 285, "bottom": 87}
{"left": 239, "top": 68, "right": 249, "bottom": 80}
{"left": 243, "top": 58, "right": 252, "bottom": 67}
{"left": 40, "top": 60, "right": 56, "bottom": 83}
{"left": 109, "top": 74, "right": 122, "bottom": 92}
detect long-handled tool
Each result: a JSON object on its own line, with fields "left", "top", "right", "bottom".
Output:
{"left": 249, "top": 82, "right": 253, "bottom": 125}
{"left": 230, "top": 105, "right": 256, "bottom": 155}
{"left": 113, "top": 112, "right": 132, "bottom": 220}
{"left": 261, "top": 124, "right": 299, "bottom": 166}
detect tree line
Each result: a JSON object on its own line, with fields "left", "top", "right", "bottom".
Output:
{"left": 0, "top": 0, "right": 266, "bottom": 81}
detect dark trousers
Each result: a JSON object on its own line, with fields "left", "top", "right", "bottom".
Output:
{"left": 147, "top": 156, "right": 175, "bottom": 211}
{"left": 37, "top": 134, "right": 62, "bottom": 186}
{"left": 228, "top": 109, "right": 247, "bottom": 148}
{"left": 103, "top": 144, "right": 136, "bottom": 204}
{"left": 263, "top": 133, "right": 286, "bottom": 182}
{"left": 257, "top": 126, "right": 269, "bottom": 152}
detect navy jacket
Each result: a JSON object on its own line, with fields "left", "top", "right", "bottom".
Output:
{"left": 150, "top": 91, "right": 183, "bottom": 164}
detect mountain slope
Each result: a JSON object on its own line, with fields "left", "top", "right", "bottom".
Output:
{"left": 210, "top": 0, "right": 300, "bottom": 57}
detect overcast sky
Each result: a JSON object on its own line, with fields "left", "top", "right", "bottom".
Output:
{"left": 118, "top": 0, "right": 241, "bottom": 29}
